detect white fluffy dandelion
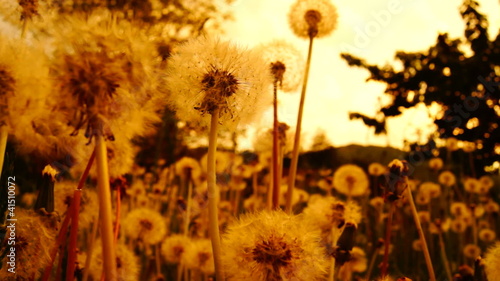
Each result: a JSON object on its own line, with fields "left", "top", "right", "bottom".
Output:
{"left": 221, "top": 210, "right": 328, "bottom": 281}
{"left": 288, "top": 0, "right": 338, "bottom": 39}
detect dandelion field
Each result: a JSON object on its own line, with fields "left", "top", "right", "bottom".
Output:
{"left": 0, "top": 0, "right": 499, "bottom": 281}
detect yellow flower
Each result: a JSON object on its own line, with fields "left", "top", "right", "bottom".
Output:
{"left": 332, "top": 164, "right": 369, "bottom": 197}
{"left": 166, "top": 36, "right": 272, "bottom": 130}
{"left": 124, "top": 207, "right": 166, "bottom": 245}
{"left": 221, "top": 210, "right": 328, "bottom": 281}
{"left": 288, "top": 0, "right": 338, "bottom": 38}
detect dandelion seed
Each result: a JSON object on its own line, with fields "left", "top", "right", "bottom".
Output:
{"left": 221, "top": 210, "right": 327, "bottom": 281}
{"left": 288, "top": 0, "right": 338, "bottom": 39}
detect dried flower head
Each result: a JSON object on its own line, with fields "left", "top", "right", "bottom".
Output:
{"left": 124, "top": 207, "right": 166, "bottom": 245}
{"left": 332, "top": 164, "right": 369, "bottom": 197}
{"left": 256, "top": 40, "right": 304, "bottom": 92}
{"left": 0, "top": 209, "right": 56, "bottom": 280}
{"left": 288, "top": 0, "right": 338, "bottom": 38}
{"left": 222, "top": 210, "right": 328, "bottom": 281}
{"left": 87, "top": 242, "right": 139, "bottom": 281}
{"left": 166, "top": 37, "right": 272, "bottom": 130}
{"left": 161, "top": 234, "right": 192, "bottom": 264}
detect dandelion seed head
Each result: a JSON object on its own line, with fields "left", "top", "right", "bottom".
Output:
{"left": 183, "top": 239, "right": 215, "bottom": 274}
{"left": 463, "top": 178, "right": 481, "bottom": 193}
{"left": 484, "top": 241, "right": 500, "bottom": 280}
{"left": 222, "top": 210, "right": 328, "bottom": 281}
{"left": 256, "top": 40, "right": 304, "bottom": 92}
{"left": 368, "top": 162, "right": 386, "bottom": 176}
{"left": 463, "top": 244, "right": 481, "bottom": 259}
{"left": 479, "top": 228, "right": 496, "bottom": 242}
{"left": 124, "top": 207, "right": 166, "bottom": 245}
{"left": 87, "top": 243, "right": 139, "bottom": 281}
{"left": 288, "top": 0, "right": 338, "bottom": 39}
{"left": 0, "top": 209, "right": 56, "bottom": 279}
{"left": 166, "top": 36, "right": 273, "bottom": 130}
{"left": 54, "top": 180, "right": 98, "bottom": 230}
{"left": 333, "top": 164, "right": 369, "bottom": 197}
{"left": 438, "top": 171, "right": 456, "bottom": 187}
{"left": 428, "top": 157, "right": 443, "bottom": 170}
{"left": 162, "top": 235, "right": 192, "bottom": 264}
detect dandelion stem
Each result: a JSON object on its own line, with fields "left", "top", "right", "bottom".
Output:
{"left": 438, "top": 228, "right": 453, "bottom": 281}
{"left": 381, "top": 202, "right": 395, "bottom": 277}
{"left": 114, "top": 187, "right": 121, "bottom": 242}
{"left": 406, "top": 188, "right": 436, "bottom": 281}
{"left": 272, "top": 81, "right": 281, "bottom": 209}
{"left": 184, "top": 178, "right": 193, "bottom": 236}
{"left": 207, "top": 108, "right": 225, "bottom": 281}
{"left": 42, "top": 208, "right": 71, "bottom": 281}
{"left": 82, "top": 213, "right": 100, "bottom": 281}
{"left": 66, "top": 189, "right": 82, "bottom": 281}
{"left": 286, "top": 35, "right": 315, "bottom": 214}
{"left": 95, "top": 134, "right": 118, "bottom": 281}
{"left": 0, "top": 125, "right": 7, "bottom": 181}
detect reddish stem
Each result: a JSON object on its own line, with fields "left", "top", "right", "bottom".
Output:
{"left": 114, "top": 187, "right": 121, "bottom": 242}
{"left": 42, "top": 211, "right": 71, "bottom": 281}
{"left": 66, "top": 190, "right": 82, "bottom": 281}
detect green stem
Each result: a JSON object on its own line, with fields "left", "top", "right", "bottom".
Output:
{"left": 207, "top": 109, "right": 225, "bottom": 281}
{"left": 95, "top": 134, "right": 117, "bottom": 280}
{"left": 286, "top": 35, "right": 315, "bottom": 213}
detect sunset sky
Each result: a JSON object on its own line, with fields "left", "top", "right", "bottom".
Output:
{"left": 223, "top": 0, "right": 500, "bottom": 150}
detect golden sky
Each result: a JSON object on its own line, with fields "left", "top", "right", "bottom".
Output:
{"left": 223, "top": 0, "right": 500, "bottom": 150}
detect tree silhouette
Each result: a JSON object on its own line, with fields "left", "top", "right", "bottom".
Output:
{"left": 341, "top": 0, "right": 500, "bottom": 168}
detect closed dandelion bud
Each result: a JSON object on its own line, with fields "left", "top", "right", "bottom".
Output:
{"left": 384, "top": 159, "right": 410, "bottom": 201}
{"left": 0, "top": 209, "right": 56, "bottom": 280}
{"left": 288, "top": 0, "right": 338, "bottom": 38}
{"left": 161, "top": 234, "right": 192, "bottom": 264}
{"left": 332, "top": 164, "right": 369, "bottom": 197}
{"left": 87, "top": 243, "right": 140, "bottom": 281}
{"left": 222, "top": 210, "right": 328, "bottom": 281}
{"left": 34, "top": 165, "right": 57, "bottom": 213}
{"left": 166, "top": 37, "right": 273, "bottom": 130}
{"left": 483, "top": 242, "right": 500, "bottom": 280}
{"left": 124, "top": 207, "right": 166, "bottom": 245}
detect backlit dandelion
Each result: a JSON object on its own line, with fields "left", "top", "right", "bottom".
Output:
{"left": 124, "top": 207, "right": 166, "bottom": 245}
{"left": 368, "top": 162, "right": 386, "bottom": 176}
{"left": 166, "top": 36, "right": 272, "bottom": 130}
{"left": 183, "top": 239, "right": 215, "bottom": 275}
{"left": 221, "top": 210, "right": 328, "bottom": 281}
{"left": 161, "top": 234, "right": 192, "bottom": 264}
{"left": 332, "top": 164, "right": 369, "bottom": 197}
{"left": 87, "top": 243, "right": 140, "bottom": 281}
{"left": 288, "top": 0, "right": 338, "bottom": 39}
{"left": 484, "top": 242, "right": 500, "bottom": 280}
{"left": 438, "top": 171, "right": 456, "bottom": 187}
